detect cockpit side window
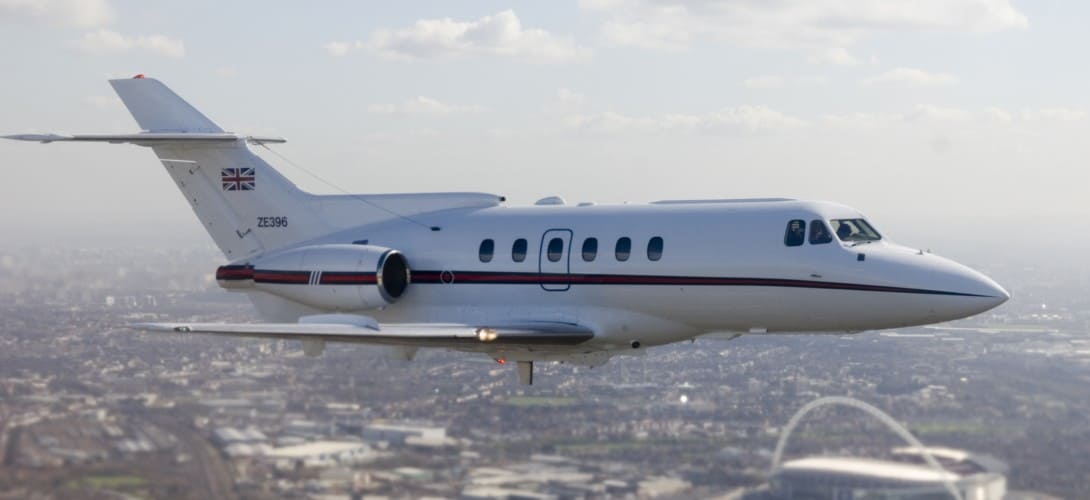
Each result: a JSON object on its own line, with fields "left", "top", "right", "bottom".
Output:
{"left": 830, "top": 219, "right": 882, "bottom": 242}
{"left": 784, "top": 219, "right": 806, "bottom": 247}
{"left": 809, "top": 220, "right": 833, "bottom": 245}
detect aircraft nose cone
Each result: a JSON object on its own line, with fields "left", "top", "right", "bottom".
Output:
{"left": 975, "top": 274, "right": 1010, "bottom": 309}
{"left": 948, "top": 264, "right": 1009, "bottom": 318}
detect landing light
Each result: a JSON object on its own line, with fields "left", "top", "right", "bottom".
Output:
{"left": 476, "top": 328, "right": 498, "bottom": 342}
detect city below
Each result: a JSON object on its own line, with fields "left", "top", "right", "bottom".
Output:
{"left": 0, "top": 244, "right": 1086, "bottom": 499}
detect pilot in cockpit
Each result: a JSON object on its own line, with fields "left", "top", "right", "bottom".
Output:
{"left": 836, "top": 222, "right": 853, "bottom": 240}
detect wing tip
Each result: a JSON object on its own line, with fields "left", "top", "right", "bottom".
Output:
{"left": 129, "top": 322, "right": 190, "bottom": 332}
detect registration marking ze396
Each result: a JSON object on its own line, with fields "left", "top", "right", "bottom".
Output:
{"left": 257, "top": 216, "right": 288, "bottom": 228}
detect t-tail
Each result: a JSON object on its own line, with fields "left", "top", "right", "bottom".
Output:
{"left": 3, "top": 76, "right": 503, "bottom": 260}
{"left": 110, "top": 76, "right": 334, "bottom": 258}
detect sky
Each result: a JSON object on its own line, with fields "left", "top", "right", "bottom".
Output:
{"left": 0, "top": 0, "right": 1087, "bottom": 252}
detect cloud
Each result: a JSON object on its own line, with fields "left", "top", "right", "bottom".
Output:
{"left": 566, "top": 106, "right": 806, "bottom": 134}
{"left": 822, "top": 111, "right": 901, "bottom": 129}
{"left": 0, "top": 0, "right": 113, "bottom": 27}
{"left": 1020, "top": 108, "right": 1087, "bottom": 122}
{"left": 798, "top": 75, "right": 831, "bottom": 86}
{"left": 324, "top": 41, "right": 359, "bottom": 56}
{"left": 906, "top": 104, "right": 972, "bottom": 121}
{"left": 743, "top": 75, "right": 830, "bottom": 89}
{"left": 862, "top": 67, "right": 958, "bottom": 86}
{"left": 983, "top": 107, "right": 1013, "bottom": 123}
{"left": 75, "top": 29, "right": 185, "bottom": 58}
{"left": 555, "top": 88, "right": 587, "bottom": 107}
{"left": 807, "top": 47, "right": 862, "bottom": 66}
{"left": 368, "top": 96, "right": 486, "bottom": 115}
{"left": 823, "top": 105, "right": 1086, "bottom": 128}
{"left": 822, "top": 107, "right": 969, "bottom": 128}
{"left": 582, "top": 0, "right": 1027, "bottom": 54}
{"left": 544, "top": 88, "right": 588, "bottom": 113}
{"left": 743, "top": 75, "right": 784, "bottom": 89}
{"left": 330, "top": 10, "right": 590, "bottom": 63}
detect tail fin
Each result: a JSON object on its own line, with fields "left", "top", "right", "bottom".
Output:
{"left": 4, "top": 76, "right": 507, "bottom": 260}
{"left": 110, "top": 77, "right": 223, "bottom": 133}
{"left": 109, "top": 77, "right": 332, "bottom": 259}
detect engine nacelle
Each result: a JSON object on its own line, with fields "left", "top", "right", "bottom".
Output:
{"left": 216, "top": 244, "right": 410, "bottom": 311}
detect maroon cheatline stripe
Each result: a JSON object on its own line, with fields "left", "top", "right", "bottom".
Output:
{"left": 318, "top": 272, "right": 378, "bottom": 285}
{"left": 409, "top": 270, "right": 990, "bottom": 297}
{"left": 234, "top": 267, "right": 990, "bottom": 298}
{"left": 253, "top": 269, "right": 310, "bottom": 285}
{"left": 216, "top": 265, "right": 254, "bottom": 281}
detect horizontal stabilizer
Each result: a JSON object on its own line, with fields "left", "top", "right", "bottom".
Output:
{"left": 2, "top": 133, "right": 285, "bottom": 145}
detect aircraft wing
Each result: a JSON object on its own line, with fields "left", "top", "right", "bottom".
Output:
{"left": 2, "top": 133, "right": 285, "bottom": 145}
{"left": 131, "top": 314, "right": 594, "bottom": 349}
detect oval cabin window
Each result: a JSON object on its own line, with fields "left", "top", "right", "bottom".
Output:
{"left": 512, "top": 238, "right": 528, "bottom": 262}
{"left": 547, "top": 238, "right": 564, "bottom": 262}
{"left": 582, "top": 238, "right": 598, "bottom": 262}
{"left": 647, "top": 236, "right": 664, "bottom": 261}
{"left": 479, "top": 239, "right": 494, "bottom": 262}
{"left": 615, "top": 237, "right": 631, "bottom": 262}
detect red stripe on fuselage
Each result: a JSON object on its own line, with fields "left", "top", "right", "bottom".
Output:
{"left": 253, "top": 270, "right": 310, "bottom": 284}
{"left": 236, "top": 268, "right": 987, "bottom": 297}
{"left": 318, "top": 273, "right": 378, "bottom": 285}
{"left": 216, "top": 265, "right": 254, "bottom": 281}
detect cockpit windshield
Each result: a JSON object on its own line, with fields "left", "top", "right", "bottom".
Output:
{"left": 830, "top": 219, "right": 882, "bottom": 243}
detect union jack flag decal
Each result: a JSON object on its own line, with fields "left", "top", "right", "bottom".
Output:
{"left": 221, "top": 167, "right": 255, "bottom": 191}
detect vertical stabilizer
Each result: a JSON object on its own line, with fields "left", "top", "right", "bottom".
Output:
{"left": 108, "top": 77, "right": 332, "bottom": 259}
{"left": 4, "top": 76, "right": 506, "bottom": 262}
{"left": 110, "top": 77, "right": 223, "bottom": 133}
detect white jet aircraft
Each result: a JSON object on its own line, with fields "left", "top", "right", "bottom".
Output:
{"left": 4, "top": 76, "right": 1009, "bottom": 384}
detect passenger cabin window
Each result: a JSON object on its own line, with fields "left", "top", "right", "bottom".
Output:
{"left": 831, "top": 219, "right": 882, "bottom": 243}
{"left": 647, "top": 236, "right": 664, "bottom": 261}
{"left": 809, "top": 220, "right": 833, "bottom": 245}
{"left": 547, "top": 238, "right": 564, "bottom": 262}
{"left": 582, "top": 238, "right": 598, "bottom": 262}
{"left": 615, "top": 237, "right": 631, "bottom": 261}
{"left": 784, "top": 220, "right": 806, "bottom": 247}
{"left": 479, "top": 239, "right": 495, "bottom": 262}
{"left": 512, "top": 238, "right": 528, "bottom": 262}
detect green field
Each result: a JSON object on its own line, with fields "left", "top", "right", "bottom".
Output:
{"left": 67, "top": 474, "right": 149, "bottom": 491}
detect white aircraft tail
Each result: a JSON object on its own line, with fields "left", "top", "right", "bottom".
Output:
{"left": 4, "top": 76, "right": 504, "bottom": 261}
{"left": 109, "top": 77, "right": 223, "bottom": 133}
{"left": 108, "top": 77, "right": 333, "bottom": 259}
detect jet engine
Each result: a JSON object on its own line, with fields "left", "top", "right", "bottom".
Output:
{"left": 216, "top": 244, "right": 410, "bottom": 311}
